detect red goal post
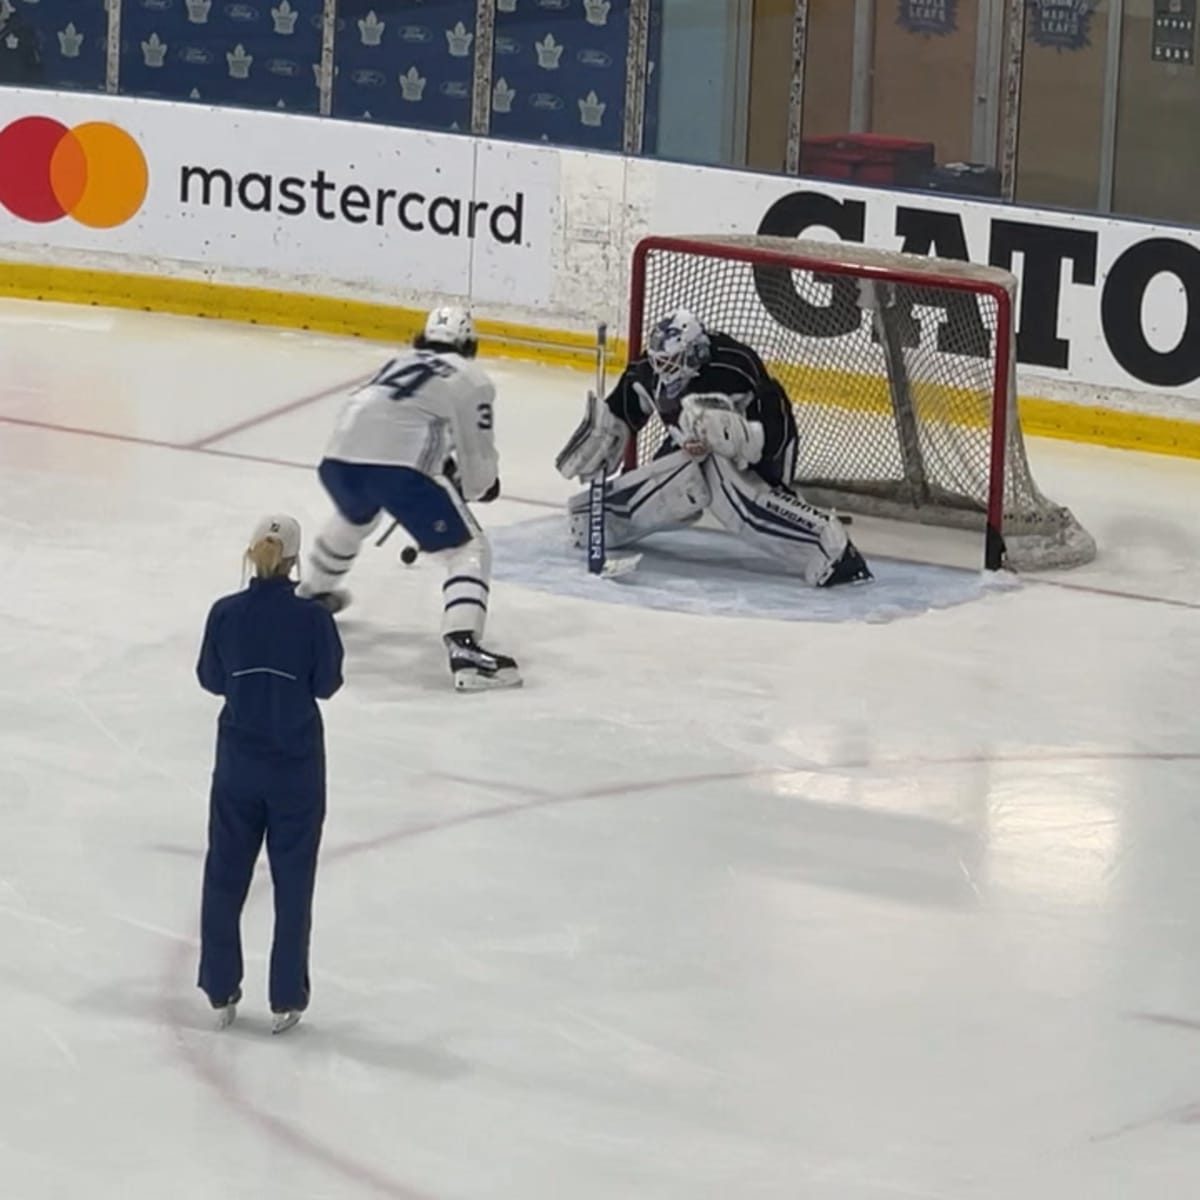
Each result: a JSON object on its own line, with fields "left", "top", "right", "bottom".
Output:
{"left": 625, "top": 235, "right": 1095, "bottom": 572}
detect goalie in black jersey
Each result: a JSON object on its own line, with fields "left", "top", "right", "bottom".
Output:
{"left": 556, "top": 309, "right": 872, "bottom": 587}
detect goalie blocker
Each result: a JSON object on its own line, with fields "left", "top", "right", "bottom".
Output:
{"left": 556, "top": 312, "right": 872, "bottom": 588}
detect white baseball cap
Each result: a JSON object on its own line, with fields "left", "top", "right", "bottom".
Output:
{"left": 249, "top": 513, "right": 301, "bottom": 559}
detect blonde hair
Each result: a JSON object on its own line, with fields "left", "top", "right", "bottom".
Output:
{"left": 245, "top": 535, "right": 294, "bottom": 579}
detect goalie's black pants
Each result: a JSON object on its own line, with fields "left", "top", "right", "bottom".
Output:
{"left": 198, "top": 744, "right": 326, "bottom": 1014}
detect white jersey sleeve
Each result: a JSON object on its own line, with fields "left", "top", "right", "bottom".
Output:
{"left": 324, "top": 349, "right": 498, "bottom": 499}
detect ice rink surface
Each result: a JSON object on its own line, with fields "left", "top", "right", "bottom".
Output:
{"left": 4, "top": 299, "right": 1200, "bottom": 1200}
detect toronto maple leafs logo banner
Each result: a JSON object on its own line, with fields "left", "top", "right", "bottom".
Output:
{"left": 117, "top": 0, "right": 323, "bottom": 112}
{"left": 1027, "top": 0, "right": 1100, "bottom": 52}
{"left": 330, "top": 0, "right": 476, "bottom": 131}
{"left": 490, "top": 0, "right": 634, "bottom": 153}
{"left": 897, "top": 0, "right": 958, "bottom": 36}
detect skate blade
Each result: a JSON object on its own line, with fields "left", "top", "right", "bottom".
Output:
{"left": 453, "top": 667, "right": 524, "bottom": 693}
{"left": 271, "top": 1012, "right": 302, "bottom": 1035}
{"left": 215, "top": 1004, "right": 238, "bottom": 1030}
{"left": 595, "top": 553, "right": 642, "bottom": 579}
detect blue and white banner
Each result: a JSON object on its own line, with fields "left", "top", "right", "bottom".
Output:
{"left": 331, "top": 0, "right": 475, "bottom": 131}
{"left": 1026, "top": 0, "right": 1099, "bottom": 53}
{"left": 489, "top": 0, "right": 629, "bottom": 152}
{"left": 118, "top": 0, "right": 322, "bottom": 111}
{"left": 3, "top": 0, "right": 108, "bottom": 90}
{"left": 896, "top": 0, "right": 958, "bottom": 37}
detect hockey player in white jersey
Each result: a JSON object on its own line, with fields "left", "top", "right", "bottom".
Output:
{"left": 299, "top": 306, "right": 520, "bottom": 691}
{"left": 557, "top": 309, "right": 872, "bottom": 587}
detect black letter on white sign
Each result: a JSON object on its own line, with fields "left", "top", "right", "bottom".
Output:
{"left": 894, "top": 206, "right": 989, "bottom": 358}
{"left": 988, "top": 221, "right": 1098, "bottom": 370}
{"left": 754, "top": 192, "right": 867, "bottom": 337}
{"left": 1101, "top": 239, "right": 1200, "bottom": 388}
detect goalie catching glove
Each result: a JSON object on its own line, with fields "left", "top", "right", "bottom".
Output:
{"left": 556, "top": 391, "right": 631, "bottom": 481}
{"left": 678, "top": 393, "right": 765, "bottom": 470}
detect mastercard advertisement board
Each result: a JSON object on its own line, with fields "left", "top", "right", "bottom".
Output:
{"left": 0, "top": 116, "right": 148, "bottom": 229}
{"left": 0, "top": 88, "right": 557, "bottom": 310}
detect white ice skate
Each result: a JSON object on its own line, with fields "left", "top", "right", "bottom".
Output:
{"left": 271, "top": 1010, "right": 302, "bottom": 1035}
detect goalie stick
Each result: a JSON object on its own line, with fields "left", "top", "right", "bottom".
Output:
{"left": 587, "top": 323, "right": 641, "bottom": 579}
{"left": 586, "top": 324, "right": 608, "bottom": 576}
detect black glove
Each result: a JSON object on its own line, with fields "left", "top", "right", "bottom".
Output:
{"left": 442, "top": 457, "right": 463, "bottom": 499}
{"left": 479, "top": 478, "right": 501, "bottom": 503}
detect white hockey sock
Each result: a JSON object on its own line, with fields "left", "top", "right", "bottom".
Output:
{"left": 440, "top": 534, "right": 492, "bottom": 640}
{"left": 302, "top": 511, "right": 381, "bottom": 595}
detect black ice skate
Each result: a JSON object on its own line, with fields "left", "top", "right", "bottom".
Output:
{"left": 819, "top": 544, "right": 873, "bottom": 588}
{"left": 444, "top": 631, "right": 522, "bottom": 692}
{"left": 305, "top": 589, "right": 351, "bottom": 615}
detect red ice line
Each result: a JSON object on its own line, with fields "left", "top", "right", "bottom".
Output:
{"left": 0, "top": 399, "right": 1194, "bottom": 601}
{"left": 158, "top": 753, "right": 1200, "bottom": 1196}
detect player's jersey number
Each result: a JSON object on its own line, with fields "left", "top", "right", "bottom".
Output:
{"left": 372, "top": 354, "right": 455, "bottom": 401}
{"left": 366, "top": 353, "right": 492, "bottom": 432}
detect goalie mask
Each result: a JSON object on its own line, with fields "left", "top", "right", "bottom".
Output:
{"left": 646, "top": 309, "right": 710, "bottom": 402}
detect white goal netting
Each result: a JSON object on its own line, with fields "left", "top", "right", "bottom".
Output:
{"left": 629, "top": 235, "right": 1095, "bottom": 570}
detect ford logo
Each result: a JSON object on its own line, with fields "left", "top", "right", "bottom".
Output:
{"left": 494, "top": 36, "right": 521, "bottom": 54}
{"left": 351, "top": 68, "right": 386, "bottom": 86}
{"left": 440, "top": 80, "right": 470, "bottom": 98}
{"left": 398, "top": 24, "right": 432, "bottom": 42}
{"left": 577, "top": 49, "right": 612, "bottom": 67}
{"left": 266, "top": 58, "right": 298, "bottom": 75}
{"left": 536, "top": 0, "right": 569, "bottom": 8}
{"left": 141, "top": 0, "right": 171, "bottom": 11}
{"left": 530, "top": 91, "right": 564, "bottom": 110}
{"left": 225, "top": 3, "right": 259, "bottom": 20}
{"left": 180, "top": 46, "right": 214, "bottom": 63}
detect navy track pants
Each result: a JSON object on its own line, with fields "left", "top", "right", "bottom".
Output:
{"left": 198, "top": 754, "right": 325, "bottom": 1013}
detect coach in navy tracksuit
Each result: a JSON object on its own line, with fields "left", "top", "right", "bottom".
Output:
{"left": 196, "top": 514, "right": 344, "bottom": 1034}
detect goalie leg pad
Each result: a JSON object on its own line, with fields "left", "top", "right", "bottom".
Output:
{"left": 556, "top": 392, "right": 631, "bottom": 481}
{"left": 568, "top": 451, "right": 709, "bottom": 550}
{"left": 703, "top": 457, "right": 863, "bottom": 587}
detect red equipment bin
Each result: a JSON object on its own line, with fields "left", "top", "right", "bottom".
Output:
{"left": 799, "top": 134, "right": 936, "bottom": 188}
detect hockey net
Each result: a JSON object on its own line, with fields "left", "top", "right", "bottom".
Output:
{"left": 627, "top": 235, "right": 1095, "bottom": 571}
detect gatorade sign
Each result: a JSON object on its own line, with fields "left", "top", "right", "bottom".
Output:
{"left": 0, "top": 116, "right": 149, "bottom": 229}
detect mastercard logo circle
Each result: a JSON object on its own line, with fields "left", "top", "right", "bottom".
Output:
{"left": 0, "top": 117, "right": 148, "bottom": 228}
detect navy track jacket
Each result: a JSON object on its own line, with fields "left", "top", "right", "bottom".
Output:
{"left": 197, "top": 577, "right": 344, "bottom": 761}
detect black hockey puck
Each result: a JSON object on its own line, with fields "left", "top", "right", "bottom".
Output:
{"left": 401, "top": 546, "right": 418, "bottom": 565}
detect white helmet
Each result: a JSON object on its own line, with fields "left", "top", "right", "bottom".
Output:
{"left": 646, "top": 309, "right": 710, "bottom": 401}
{"left": 419, "top": 305, "right": 477, "bottom": 357}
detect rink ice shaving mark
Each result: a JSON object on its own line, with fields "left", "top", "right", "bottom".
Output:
{"left": 155, "top": 748, "right": 1200, "bottom": 1192}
